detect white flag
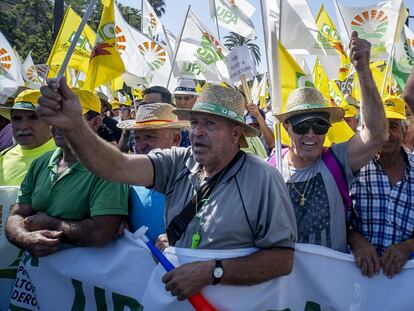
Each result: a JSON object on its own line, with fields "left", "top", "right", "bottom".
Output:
{"left": 0, "top": 31, "right": 24, "bottom": 103}
{"left": 22, "top": 52, "right": 42, "bottom": 88}
{"left": 114, "top": 5, "right": 150, "bottom": 86}
{"left": 209, "top": 0, "right": 256, "bottom": 38}
{"left": 142, "top": 0, "right": 162, "bottom": 39}
{"left": 174, "top": 9, "right": 230, "bottom": 82}
{"left": 335, "top": 0, "right": 408, "bottom": 62}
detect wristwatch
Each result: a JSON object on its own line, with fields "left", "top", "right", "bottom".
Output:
{"left": 212, "top": 259, "right": 224, "bottom": 285}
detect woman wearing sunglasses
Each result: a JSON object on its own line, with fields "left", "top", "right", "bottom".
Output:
{"left": 272, "top": 32, "right": 388, "bottom": 254}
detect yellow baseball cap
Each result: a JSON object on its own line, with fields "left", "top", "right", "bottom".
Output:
{"left": 383, "top": 95, "right": 406, "bottom": 120}
{"left": 72, "top": 88, "right": 101, "bottom": 114}
{"left": 13, "top": 89, "right": 40, "bottom": 111}
{"left": 111, "top": 100, "right": 121, "bottom": 109}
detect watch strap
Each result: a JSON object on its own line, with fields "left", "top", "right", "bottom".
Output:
{"left": 212, "top": 259, "right": 223, "bottom": 285}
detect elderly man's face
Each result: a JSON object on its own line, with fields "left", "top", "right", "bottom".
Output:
{"left": 380, "top": 118, "right": 405, "bottom": 156}
{"left": 134, "top": 129, "right": 180, "bottom": 154}
{"left": 284, "top": 119, "right": 328, "bottom": 164}
{"left": 174, "top": 94, "right": 197, "bottom": 110}
{"left": 189, "top": 112, "right": 242, "bottom": 168}
{"left": 11, "top": 110, "right": 51, "bottom": 149}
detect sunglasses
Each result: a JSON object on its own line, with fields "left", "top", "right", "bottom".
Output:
{"left": 175, "top": 96, "right": 194, "bottom": 101}
{"left": 291, "top": 120, "right": 331, "bottom": 135}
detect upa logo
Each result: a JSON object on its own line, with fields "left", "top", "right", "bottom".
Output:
{"left": 195, "top": 32, "right": 224, "bottom": 65}
{"left": 0, "top": 47, "right": 12, "bottom": 76}
{"left": 217, "top": 3, "right": 238, "bottom": 25}
{"left": 138, "top": 41, "right": 166, "bottom": 71}
{"left": 67, "top": 32, "right": 93, "bottom": 54}
{"left": 295, "top": 72, "right": 314, "bottom": 88}
{"left": 351, "top": 10, "right": 388, "bottom": 59}
{"left": 90, "top": 22, "right": 117, "bottom": 60}
{"left": 115, "top": 25, "right": 127, "bottom": 55}
{"left": 317, "top": 23, "right": 346, "bottom": 56}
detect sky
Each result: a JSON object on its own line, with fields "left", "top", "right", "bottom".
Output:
{"left": 118, "top": 0, "right": 414, "bottom": 73}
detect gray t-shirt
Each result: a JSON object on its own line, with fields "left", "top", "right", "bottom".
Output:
{"left": 280, "top": 143, "right": 353, "bottom": 253}
{"left": 148, "top": 147, "right": 297, "bottom": 250}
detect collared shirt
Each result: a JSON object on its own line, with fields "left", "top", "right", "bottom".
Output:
{"left": 351, "top": 149, "right": 414, "bottom": 255}
{"left": 17, "top": 148, "right": 128, "bottom": 219}
{"left": 147, "top": 147, "right": 297, "bottom": 249}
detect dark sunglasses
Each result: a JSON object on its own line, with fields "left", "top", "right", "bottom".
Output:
{"left": 291, "top": 120, "right": 331, "bottom": 135}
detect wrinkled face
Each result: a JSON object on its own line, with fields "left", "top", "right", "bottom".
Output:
{"left": 380, "top": 118, "right": 404, "bottom": 156}
{"left": 189, "top": 112, "right": 242, "bottom": 167}
{"left": 174, "top": 94, "right": 197, "bottom": 110}
{"left": 143, "top": 93, "right": 162, "bottom": 104}
{"left": 134, "top": 128, "right": 180, "bottom": 154}
{"left": 284, "top": 119, "right": 328, "bottom": 164}
{"left": 11, "top": 109, "right": 51, "bottom": 149}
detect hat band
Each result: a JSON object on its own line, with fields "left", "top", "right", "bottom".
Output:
{"left": 288, "top": 103, "right": 330, "bottom": 112}
{"left": 175, "top": 86, "right": 196, "bottom": 92}
{"left": 193, "top": 102, "right": 244, "bottom": 123}
{"left": 13, "top": 101, "right": 36, "bottom": 110}
{"left": 135, "top": 119, "right": 176, "bottom": 126}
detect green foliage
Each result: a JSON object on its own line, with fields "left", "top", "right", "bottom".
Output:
{"left": 0, "top": 0, "right": 54, "bottom": 64}
{"left": 224, "top": 31, "right": 261, "bottom": 66}
{"left": 117, "top": 3, "right": 141, "bottom": 30}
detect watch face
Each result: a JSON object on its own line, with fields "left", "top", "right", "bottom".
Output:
{"left": 214, "top": 267, "right": 224, "bottom": 278}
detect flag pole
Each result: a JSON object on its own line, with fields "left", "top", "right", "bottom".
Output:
{"left": 212, "top": 0, "right": 221, "bottom": 41}
{"left": 56, "top": 0, "right": 97, "bottom": 80}
{"left": 141, "top": 0, "right": 144, "bottom": 32}
{"left": 167, "top": 5, "right": 191, "bottom": 89}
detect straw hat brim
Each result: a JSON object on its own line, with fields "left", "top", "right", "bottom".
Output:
{"left": 276, "top": 107, "right": 345, "bottom": 124}
{"left": 117, "top": 119, "right": 190, "bottom": 130}
{"left": 173, "top": 108, "right": 259, "bottom": 137}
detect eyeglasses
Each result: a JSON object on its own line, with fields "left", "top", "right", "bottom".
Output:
{"left": 175, "top": 96, "right": 194, "bottom": 101}
{"left": 291, "top": 120, "right": 331, "bottom": 135}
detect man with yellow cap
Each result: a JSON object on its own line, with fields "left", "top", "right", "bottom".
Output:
{"left": 349, "top": 95, "right": 414, "bottom": 278}
{"left": 340, "top": 95, "right": 359, "bottom": 132}
{"left": 36, "top": 77, "right": 296, "bottom": 301}
{"left": 6, "top": 89, "right": 128, "bottom": 257}
{"left": 0, "top": 90, "right": 56, "bottom": 186}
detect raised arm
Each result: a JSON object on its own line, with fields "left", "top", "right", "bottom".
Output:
{"left": 403, "top": 68, "right": 414, "bottom": 114}
{"left": 37, "top": 77, "right": 153, "bottom": 186}
{"left": 346, "top": 31, "right": 388, "bottom": 172}
{"left": 162, "top": 247, "right": 293, "bottom": 300}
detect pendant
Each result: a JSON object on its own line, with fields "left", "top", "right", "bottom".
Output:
{"left": 300, "top": 197, "right": 305, "bottom": 206}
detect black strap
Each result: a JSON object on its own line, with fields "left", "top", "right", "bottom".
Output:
{"left": 166, "top": 150, "right": 244, "bottom": 246}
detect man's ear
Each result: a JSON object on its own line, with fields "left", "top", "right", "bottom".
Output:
{"left": 89, "top": 115, "right": 102, "bottom": 132}
{"left": 172, "top": 132, "right": 181, "bottom": 147}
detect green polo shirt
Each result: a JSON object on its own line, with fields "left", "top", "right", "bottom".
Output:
{"left": 17, "top": 148, "right": 128, "bottom": 220}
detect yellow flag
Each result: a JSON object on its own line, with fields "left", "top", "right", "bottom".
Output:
{"left": 47, "top": 7, "right": 96, "bottom": 77}
{"left": 315, "top": 5, "right": 350, "bottom": 81}
{"left": 313, "top": 58, "right": 330, "bottom": 101}
{"left": 84, "top": 0, "right": 125, "bottom": 90}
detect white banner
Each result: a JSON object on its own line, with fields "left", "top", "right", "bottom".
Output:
{"left": 0, "top": 186, "right": 20, "bottom": 311}
{"left": 226, "top": 45, "right": 256, "bottom": 83}
{"left": 7, "top": 230, "right": 414, "bottom": 310}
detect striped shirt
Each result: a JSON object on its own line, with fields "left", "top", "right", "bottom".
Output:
{"left": 350, "top": 149, "right": 414, "bottom": 256}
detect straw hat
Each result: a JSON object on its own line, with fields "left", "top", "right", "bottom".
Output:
{"left": 173, "top": 85, "right": 259, "bottom": 139}
{"left": 383, "top": 95, "right": 406, "bottom": 120}
{"left": 173, "top": 78, "right": 198, "bottom": 96}
{"left": 276, "top": 87, "right": 344, "bottom": 124}
{"left": 117, "top": 103, "right": 189, "bottom": 130}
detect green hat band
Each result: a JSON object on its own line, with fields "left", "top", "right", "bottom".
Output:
{"left": 288, "top": 103, "right": 328, "bottom": 112}
{"left": 13, "top": 101, "right": 36, "bottom": 110}
{"left": 193, "top": 102, "right": 244, "bottom": 123}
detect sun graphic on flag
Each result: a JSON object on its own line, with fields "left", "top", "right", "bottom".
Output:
{"left": 351, "top": 10, "right": 388, "bottom": 40}
{"left": 149, "top": 12, "right": 158, "bottom": 30}
{"left": 26, "top": 65, "right": 38, "bottom": 82}
{"left": 138, "top": 41, "right": 166, "bottom": 71}
{"left": 0, "top": 47, "right": 12, "bottom": 75}
{"left": 115, "top": 25, "right": 127, "bottom": 55}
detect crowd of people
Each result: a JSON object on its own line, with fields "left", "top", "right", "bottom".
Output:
{"left": 2, "top": 31, "right": 414, "bottom": 301}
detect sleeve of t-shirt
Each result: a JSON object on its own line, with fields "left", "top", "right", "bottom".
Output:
{"left": 330, "top": 142, "right": 355, "bottom": 188}
{"left": 16, "top": 160, "right": 38, "bottom": 205}
{"left": 146, "top": 147, "right": 188, "bottom": 195}
{"left": 89, "top": 179, "right": 129, "bottom": 217}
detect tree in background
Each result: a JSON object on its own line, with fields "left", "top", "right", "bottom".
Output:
{"left": 224, "top": 31, "right": 261, "bottom": 66}
{"left": 0, "top": 0, "right": 54, "bottom": 63}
